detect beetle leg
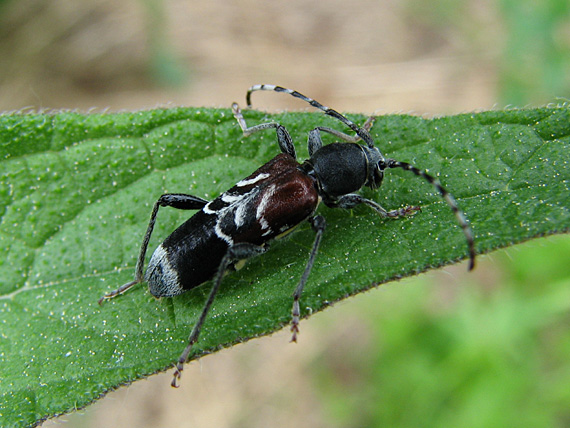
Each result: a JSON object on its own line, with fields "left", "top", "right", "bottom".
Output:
{"left": 232, "top": 102, "right": 296, "bottom": 159}
{"left": 171, "top": 242, "right": 267, "bottom": 388}
{"left": 98, "top": 194, "right": 210, "bottom": 304}
{"left": 332, "top": 193, "right": 421, "bottom": 218}
{"left": 290, "top": 215, "right": 326, "bottom": 342}
{"left": 307, "top": 129, "right": 323, "bottom": 156}
{"left": 308, "top": 117, "right": 375, "bottom": 157}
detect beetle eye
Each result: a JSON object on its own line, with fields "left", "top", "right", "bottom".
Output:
{"left": 366, "top": 165, "right": 384, "bottom": 189}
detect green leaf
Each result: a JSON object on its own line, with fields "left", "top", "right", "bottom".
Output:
{"left": 1, "top": 105, "right": 569, "bottom": 427}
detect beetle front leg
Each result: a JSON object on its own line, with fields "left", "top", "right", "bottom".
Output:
{"left": 171, "top": 242, "right": 267, "bottom": 388}
{"left": 98, "top": 193, "right": 210, "bottom": 304}
{"left": 291, "top": 215, "right": 326, "bottom": 342}
{"left": 332, "top": 194, "right": 421, "bottom": 218}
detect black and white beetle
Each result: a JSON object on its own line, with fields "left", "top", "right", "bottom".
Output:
{"left": 99, "top": 84, "right": 476, "bottom": 387}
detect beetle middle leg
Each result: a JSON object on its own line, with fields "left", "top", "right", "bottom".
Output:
{"left": 307, "top": 115, "right": 376, "bottom": 155}
{"left": 171, "top": 242, "right": 267, "bottom": 387}
{"left": 98, "top": 193, "right": 210, "bottom": 304}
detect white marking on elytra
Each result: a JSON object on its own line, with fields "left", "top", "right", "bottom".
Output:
{"left": 234, "top": 197, "right": 249, "bottom": 228}
{"left": 215, "top": 221, "right": 234, "bottom": 245}
{"left": 221, "top": 193, "right": 242, "bottom": 204}
{"left": 259, "top": 217, "right": 270, "bottom": 231}
{"left": 236, "top": 173, "right": 270, "bottom": 187}
{"left": 256, "top": 184, "right": 277, "bottom": 231}
{"left": 145, "top": 244, "right": 184, "bottom": 296}
{"left": 203, "top": 202, "right": 216, "bottom": 215}
{"left": 212, "top": 186, "right": 263, "bottom": 242}
{"left": 229, "top": 190, "right": 258, "bottom": 228}
{"left": 203, "top": 171, "right": 279, "bottom": 244}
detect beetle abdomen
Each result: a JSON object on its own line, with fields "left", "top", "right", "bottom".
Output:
{"left": 145, "top": 212, "right": 227, "bottom": 297}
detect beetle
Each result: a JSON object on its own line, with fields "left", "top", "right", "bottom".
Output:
{"left": 99, "top": 84, "right": 476, "bottom": 387}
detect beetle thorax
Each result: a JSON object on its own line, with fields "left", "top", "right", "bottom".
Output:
{"left": 303, "top": 143, "right": 371, "bottom": 199}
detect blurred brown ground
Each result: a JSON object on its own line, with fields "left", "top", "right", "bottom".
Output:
{"left": 1, "top": 0, "right": 501, "bottom": 427}
{"left": 0, "top": 0, "right": 498, "bottom": 114}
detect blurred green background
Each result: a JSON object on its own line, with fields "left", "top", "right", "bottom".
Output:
{"left": 1, "top": 0, "right": 569, "bottom": 427}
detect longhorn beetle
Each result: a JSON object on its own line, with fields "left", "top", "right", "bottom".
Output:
{"left": 99, "top": 84, "right": 476, "bottom": 387}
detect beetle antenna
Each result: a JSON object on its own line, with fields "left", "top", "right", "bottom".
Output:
{"left": 383, "top": 158, "right": 476, "bottom": 270}
{"left": 246, "top": 84, "right": 375, "bottom": 149}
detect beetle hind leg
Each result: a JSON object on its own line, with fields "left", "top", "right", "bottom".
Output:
{"left": 97, "top": 279, "right": 139, "bottom": 305}
{"left": 290, "top": 215, "right": 326, "bottom": 342}
{"left": 98, "top": 193, "right": 210, "bottom": 305}
{"left": 171, "top": 242, "right": 267, "bottom": 387}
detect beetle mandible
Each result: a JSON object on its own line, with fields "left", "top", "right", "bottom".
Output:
{"left": 99, "top": 84, "right": 476, "bottom": 387}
